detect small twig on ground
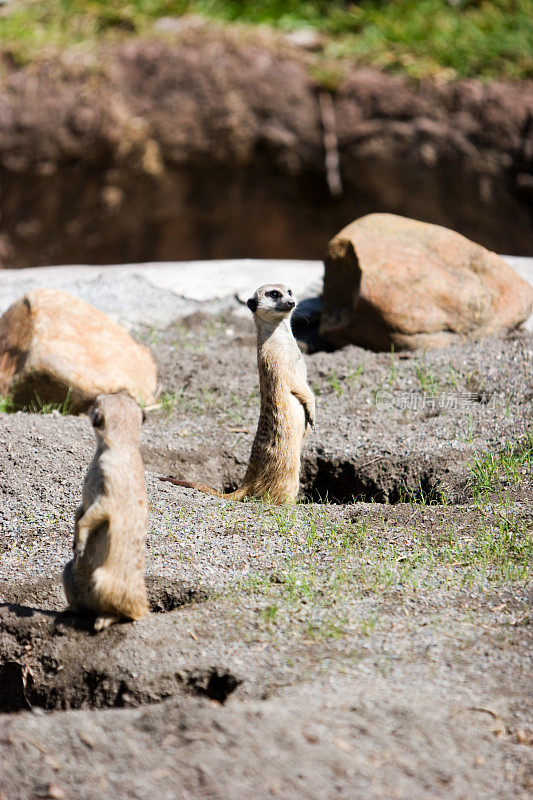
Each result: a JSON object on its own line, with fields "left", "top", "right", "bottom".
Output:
{"left": 24, "top": 736, "right": 48, "bottom": 755}
{"left": 468, "top": 706, "right": 507, "bottom": 737}
{"left": 358, "top": 456, "right": 386, "bottom": 469}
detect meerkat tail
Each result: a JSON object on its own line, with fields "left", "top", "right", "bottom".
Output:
{"left": 159, "top": 476, "right": 225, "bottom": 497}
{"left": 159, "top": 476, "right": 248, "bottom": 501}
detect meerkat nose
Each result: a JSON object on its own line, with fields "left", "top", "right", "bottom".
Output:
{"left": 286, "top": 299, "right": 296, "bottom": 308}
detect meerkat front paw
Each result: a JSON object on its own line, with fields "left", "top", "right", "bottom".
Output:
{"left": 303, "top": 398, "right": 315, "bottom": 428}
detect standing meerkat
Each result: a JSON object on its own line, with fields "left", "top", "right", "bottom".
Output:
{"left": 63, "top": 392, "right": 150, "bottom": 631}
{"left": 161, "top": 283, "right": 315, "bottom": 505}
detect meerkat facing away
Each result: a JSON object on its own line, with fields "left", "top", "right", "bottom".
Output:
{"left": 63, "top": 392, "right": 150, "bottom": 631}
{"left": 161, "top": 283, "right": 315, "bottom": 505}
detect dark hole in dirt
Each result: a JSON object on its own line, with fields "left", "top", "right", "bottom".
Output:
{"left": 0, "top": 660, "right": 242, "bottom": 714}
{"left": 0, "top": 661, "right": 33, "bottom": 712}
{"left": 301, "top": 456, "right": 465, "bottom": 505}
{"left": 0, "top": 577, "right": 216, "bottom": 713}
{"left": 186, "top": 668, "right": 242, "bottom": 704}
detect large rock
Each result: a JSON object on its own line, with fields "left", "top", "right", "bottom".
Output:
{"left": 320, "top": 214, "right": 533, "bottom": 351}
{"left": 0, "top": 289, "right": 157, "bottom": 411}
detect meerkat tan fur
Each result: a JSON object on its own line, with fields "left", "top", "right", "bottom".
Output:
{"left": 161, "top": 284, "right": 315, "bottom": 505}
{"left": 63, "top": 392, "right": 150, "bottom": 631}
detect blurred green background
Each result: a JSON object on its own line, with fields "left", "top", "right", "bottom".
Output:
{"left": 0, "top": 0, "right": 532, "bottom": 79}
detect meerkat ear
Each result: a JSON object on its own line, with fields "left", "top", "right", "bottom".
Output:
{"left": 247, "top": 297, "right": 258, "bottom": 312}
{"left": 90, "top": 407, "right": 104, "bottom": 429}
{"left": 141, "top": 409, "right": 147, "bottom": 424}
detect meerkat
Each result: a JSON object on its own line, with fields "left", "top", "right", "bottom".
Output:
{"left": 63, "top": 392, "right": 150, "bottom": 632}
{"left": 160, "top": 283, "right": 315, "bottom": 505}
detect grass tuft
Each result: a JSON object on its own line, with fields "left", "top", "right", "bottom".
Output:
{"left": 0, "top": 389, "right": 73, "bottom": 415}
{"left": 0, "top": 395, "right": 16, "bottom": 413}
{"left": 470, "top": 433, "right": 533, "bottom": 503}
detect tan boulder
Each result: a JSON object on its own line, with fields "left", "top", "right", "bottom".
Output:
{"left": 320, "top": 213, "right": 533, "bottom": 351}
{"left": 0, "top": 289, "right": 157, "bottom": 411}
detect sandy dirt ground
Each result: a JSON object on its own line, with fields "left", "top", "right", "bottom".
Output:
{"left": 0, "top": 312, "right": 532, "bottom": 799}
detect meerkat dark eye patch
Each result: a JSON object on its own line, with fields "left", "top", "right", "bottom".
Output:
{"left": 247, "top": 298, "right": 258, "bottom": 312}
{"left": 267, "top": 290, "right": 282, "bottom": 300}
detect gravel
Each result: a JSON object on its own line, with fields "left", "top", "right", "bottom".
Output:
{"left": 0, "top": 314, "right": 531, "bottom": 800}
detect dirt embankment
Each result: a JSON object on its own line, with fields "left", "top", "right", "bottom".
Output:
{"left": 0, "top": 26, "right": 532, "bottom": 268}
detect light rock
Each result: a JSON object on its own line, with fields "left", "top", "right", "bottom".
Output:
{"left": 285, "top": 29, "right": 324, "bottom": 51}
{"left": 320, "top": 213, "right": 533, "bottom": 351}
{"left": 0, "top": 289, "right": 157, "bottom": 411}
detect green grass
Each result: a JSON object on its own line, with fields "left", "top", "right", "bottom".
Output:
{"left": 155, "top": 385, "right": 220, "bottom": 418}
{"left": 414, "top": 358, "right": 440, "bottom": 397}
{"left": 238, "top": 490, "right": 532, "bottom": 633}
{"left": 158, "top": 388, "right": 186, "bottom": 417}
{"left": 240, "top": 504, "right": 532, "bottom": 638}
{"left": 0, "top": 395, "right": 16, "bottom": 413}
{"left": 327, "top": 369, "right": 344, "bottom": 396}
{"left": 0, "top": 389, "right": 73, "bottom": 415}
{"left": 398, "top": 479, "right": 449, "bottom": 506}
{"left": 470, "top": 433, "right": 533, "bottom": 502}
{"left": 27, "top": 388, "right": 73, "bottom": 415}
{"left": 155, "top": 432, "right": 533, "bottom": 642}
{"left": 346, "top": 365, "right": 364, "bottom": 386}
{"left": 323, "top": 0, "right": 533, "bottom": 80}
{"left": 1, "top": 0, "right": 531, "bottom": 79}
{"left": 317, "top": 364, "right": 364, "bottom": 399}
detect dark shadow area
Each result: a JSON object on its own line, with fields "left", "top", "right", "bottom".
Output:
{"left": 0, "top": 601, "right": 133, "bottom": 633}
{"left": 0, "top": 578, "right": 214, "bottom": 714}
{"left": 301, "top": 454, "right": 468, "bottom": 505}
{"left": 185, "top": 668, "right": 242, "bottom": 705}
{"left": 0, "top": 661, "right": 33, "bottom": 712}
{"left": 291, "top": 296, "right": 333, "bottom": 354}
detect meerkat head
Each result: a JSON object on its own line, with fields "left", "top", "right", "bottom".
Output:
{"left": 89, "top": 392, "right": 145, "bottom": 445}
{"left": 247, "top": 284, "right": 297, "bottom": 323}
